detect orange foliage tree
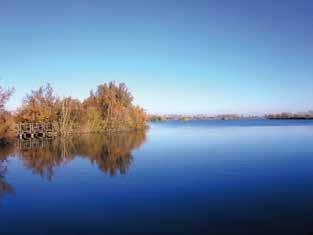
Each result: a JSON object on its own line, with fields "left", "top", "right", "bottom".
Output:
{"left": 15, "top": 84, "right": 57, "bottom": 123}
{"left": 55, "top": 97, "right": 84, "bottom": 135}
{"left": 83, "top": 82, "right": 147, "bottom": 132}
{"left": 14, "top": 82, "right": 147, "bottom": 135}
{"left": 0, "top": 86, "right": 14, "bottom": 140}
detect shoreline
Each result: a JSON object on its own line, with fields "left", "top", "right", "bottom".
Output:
{"left": 149, "top": 118, "right": 313, "bottom": 122}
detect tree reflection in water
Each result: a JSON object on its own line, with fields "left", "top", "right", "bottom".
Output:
{"left": 0, "top": 129, "right": 146, "bottom": 206}
{"left": 16, "top": 131, "right": 146, "bottom": 180}
{"left": 0, "top": 144, "right": 15, "bottom": 206}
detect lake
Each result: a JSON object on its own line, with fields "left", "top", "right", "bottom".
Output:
{"left": 1, "top": 120, "right": 313, "bottom": 235}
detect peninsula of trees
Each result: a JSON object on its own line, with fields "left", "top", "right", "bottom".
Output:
{"left": 0, "top": 82, "right": 147, "bottom": 143}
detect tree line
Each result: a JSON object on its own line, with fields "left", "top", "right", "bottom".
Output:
{"left": 0, "top": 82, "right": 147, "bottom": 141}
{"left": 265, "top": 112, "right": 313, "bottom": 120}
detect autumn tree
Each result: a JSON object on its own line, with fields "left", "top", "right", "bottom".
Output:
{"left": 83, "top": 82, "right": 147, "bottom": 131}
{"left": 13, "top": 81, "right": 147, "bottom": 136}
{"left": 55, "top": 97, "right": 84, "bottom": 135}
{"left": 0, "top": 86, "right": 14, "bottom": 141}
{"left": 15, "top": 84, "right": 57, "bottom": 123}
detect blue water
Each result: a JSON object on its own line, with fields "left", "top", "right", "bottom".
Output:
{"left": 1, "top": 120, "right": 313, "bottom": 234}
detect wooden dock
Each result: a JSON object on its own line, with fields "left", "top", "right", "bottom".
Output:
{"left": 18, "top": 123, "right": 57, "bottom": 139}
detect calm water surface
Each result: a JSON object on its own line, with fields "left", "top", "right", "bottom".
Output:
{"left": 1, "top": 120, "right": 313, "bottom": 234}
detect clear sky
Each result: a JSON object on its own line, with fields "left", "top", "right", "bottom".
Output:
{"left": 1, "top": 0, "right": 313, "bottom": 115}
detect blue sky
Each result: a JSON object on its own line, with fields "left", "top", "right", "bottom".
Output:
{"left": 1, "top": 0, "right": 313, "bottom": 114}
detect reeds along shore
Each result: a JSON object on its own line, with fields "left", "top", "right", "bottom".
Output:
{"left": 0, "top": 82, "right": 148, "bottom": 142}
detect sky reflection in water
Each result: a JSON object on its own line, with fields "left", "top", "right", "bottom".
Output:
{"left": 1, "top": 120, "right": 313, "bottom": 234}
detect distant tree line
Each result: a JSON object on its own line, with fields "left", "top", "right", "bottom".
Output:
{"left": 0, "top": 82, "right": 147, "bottom": 142}
{"left": 148, "top": 115, "right": 166, "bottom": 122}
{"left": 148, "top": 114, "right": 246, "bottom": 122}
{"left": 265, "top": 112, "right": 313, "bottom": 120}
